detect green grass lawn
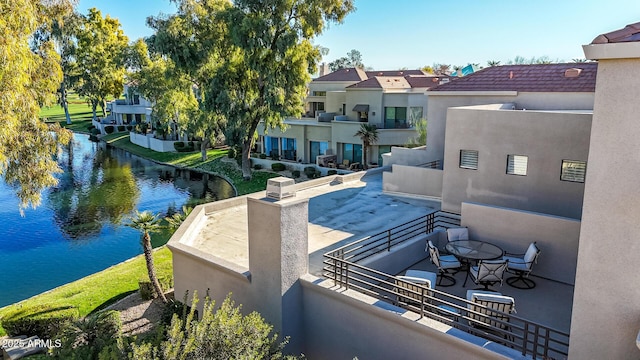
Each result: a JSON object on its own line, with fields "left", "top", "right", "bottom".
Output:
{"left": 102, "top": 133, "right": 279, "bottom": 196}
{"left": 0, "top": 247, "right": 173, "bottom": 337}
{"left": 40, "top": 92, "right": 101, "bottom": 133}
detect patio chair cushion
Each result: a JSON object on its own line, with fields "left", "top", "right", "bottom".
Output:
{"left": 403, "top": 270, "right": 438, "bottom": 288}
{"left": 523, "top": 242, "right": 539, "bottom": 264}
{"left": 447, "top": 227, "right": 469, "bottom": 241}
{"left": 503, "top": 256, "right": 528, "bottom": 271}
{"left": 466, "top": 290, "right": 502, "bottom": 301}
{"left": 440, "top": 254, "right": 462, "bottom": 269}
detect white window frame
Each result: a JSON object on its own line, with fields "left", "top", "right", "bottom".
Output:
{"left": 506, "top": 154, "right": 528, "bottom": 176}
{"left": 561, "top": 160, "right": 587, "bottom": 183}
{"left": 459, "top": 150, "right": 478, "bottom": 170}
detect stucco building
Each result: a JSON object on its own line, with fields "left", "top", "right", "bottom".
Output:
{"left": 168, "top": 22, "right": 640, "bottom": 359}
{"left": 257, "top": 68, "right": 449, "bottom": 166}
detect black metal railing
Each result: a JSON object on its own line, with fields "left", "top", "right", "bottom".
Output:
{"left": 322, "top": 258, "right": 570, "bottom": 359}
{"left": 417, "top": 159, "right": 442, "bottom": 169}
{"left": 323, "top": 211, "right": 459, "bottom": 264}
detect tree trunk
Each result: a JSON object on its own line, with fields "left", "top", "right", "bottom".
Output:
{"left": 363, "top": 141, "right": 368, "bottom": 169}
{"left": 60, "top": 82, "right": 71, "bottom": 125}
{"left": 241, "top": 139, "right": 252, "bottom": 181}
{"left": 201, "top": 138, "right": 210, "bottom": 162}
{"left": 142, "top": 233, "right": 167, "bottom": 303}
{"left": 101, "top": 99, "right": 107, "bottom": 118}
{"left": 91, "top": 102, "right": 97, "bottom": 122}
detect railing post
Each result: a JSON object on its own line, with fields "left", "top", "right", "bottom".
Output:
{"left": 387, "top": 229, "right": 391, "bottom": 251}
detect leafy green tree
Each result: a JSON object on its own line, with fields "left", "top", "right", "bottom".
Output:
{"left": 0, "top": 0, "right": 75, "bottom": 210}
{"left": 432, "top": 63, "right": 451, "bottom": 75}
{"left": 165, "top": 205, "right": 193, "bottom": 231}
{"left": 329, "top": 49, "right": 365, "bottom": 71}
{"left": 355, "top": 123, "right": 378, "bottom": 168}
{"left": 149, "top": 0, "right": 354, "bottom": 180}
{"left": 406, "top": 118, "right": 427, "bottom": 148}
{"left": 127, "top": 211, "right": 168, "bottom": 303}
{"left": 75, "top": 8, "right": 129, "bottom": 121}
{"left": 129, "top": 39, "right": 198, "bottom": 146}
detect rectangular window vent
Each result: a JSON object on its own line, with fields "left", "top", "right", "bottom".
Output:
{"left": 507, "top": 155, "right": 528, "bottom": 176}
{"left": 459, "top": 150, "right": 478, "bottom": 170}
{"left": 561, "top": 160, "right": 587, "bottom": 183}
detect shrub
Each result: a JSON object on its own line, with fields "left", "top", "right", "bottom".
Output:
{"left": 126, "top": 125, "right": 133, "bottom": 131}
{"left": 1, "top": 305, "right": 79, "bottom": 338}
{"left": 314, "top": 170, "right": 321, "bottom": 178}
{"left": 228, "top": 147, "right": 237, "bottom": 158}
{"left": 271, "top": 163, "right": 286, "bottom": 172}
{"left": 104, "top": 125, "right": 115, "bottom": 134}
{"left": 304, "top": 166, "right": 316, "bottom": 178}
{"left": 292, "top": 170, "right": 301, "bottom": 178}
{"left": 88, "top": 134, "right": 99, "bottom": 142}
{"left": 90, "top": 128, "right": 100, "bottom": 135}
{"left": 328, "top": 170, "right": 338, "bottom": 175}
{"left": 53, "top": 310, "right": 122, "bottom": 359}
{"left": 253, "top": 164, "right": 263, "bottom": 170}
{"left": 271, "top": 153, "right": 280, "bottom": 161}
{"left": 174, "top": 141, "right": 185, "bottom": 151}
{"left": 87, "top": 125, "right": 96, "bottom": 131}
{"left": 117, "top": 125, "right": 125, "bottom": 132}
{"left": 259, "top": 153, "right": 267, "bottom": 159}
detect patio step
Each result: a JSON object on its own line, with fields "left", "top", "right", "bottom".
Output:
{"left": 2, "top": 336, "right": 46, "bottom": 360}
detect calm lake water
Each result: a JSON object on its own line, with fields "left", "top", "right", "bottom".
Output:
{"left": 0, "top": 134, "right": 234, "bottom": 307}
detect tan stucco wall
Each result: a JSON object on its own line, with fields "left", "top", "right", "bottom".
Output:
{"left": 461, "top": 202, "right": 580, "bottom": 285}
{"left": 441, "top": 106, "right": 591, "bottom": 219}
{"left": 426, "top": 92, "right": 594, "bottom": 162}
{"left": 383, "top": 165, "right": 443, "bottom": 198}
{"left": 569, "top": 57, "right": 640, "bottom": 359}
{"left": 301, "top": 276, "right": 512, "bottom": 360}
{"left": 346, "top": 89, "right": 384, "bottom": 124}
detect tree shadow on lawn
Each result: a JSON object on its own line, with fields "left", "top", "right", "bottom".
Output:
{"left": 88, "top": 290, "right": 137, "bottom": 316}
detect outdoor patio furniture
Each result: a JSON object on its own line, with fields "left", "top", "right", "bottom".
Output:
{"left": 447, "top": 227, "right": 469, "bottom": 241}
{"left": 338, "top": 159, "right": 350, "bottom": 169}
{"left": 466, "top": 290, "right": 516, "bottom": 335}
{"left": 445, "top": 239, "right": 504, "bottom": 287}
{"left": 503, "top": 242, "right": 541, "bottom": 289}
{"left": 427, "top": 240, "right": 462, "bottom": 287}
{"left": 349, "top": 162, "right": 361, "bottom": 171}
{"left": 394, "top": 270, "right": 437, "bottom": 306}
{"left": 470, "top": 259, "right": 509, "bottom": 291}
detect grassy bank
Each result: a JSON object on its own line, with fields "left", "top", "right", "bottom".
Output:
{"left": 102, "top": 133, "right": 278, "bottom": 196}
{"left": 0, "top": 247, "right": 173, "bottom": 337}
{"left": 41, "top": 92, "right": 96, "bottom": 133}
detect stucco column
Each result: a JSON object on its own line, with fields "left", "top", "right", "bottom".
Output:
{"left": 247, "top": 195, "right": 309, "bottom": 354}
{"left": 569, "top": 36, "right": 640, "bottom": 359}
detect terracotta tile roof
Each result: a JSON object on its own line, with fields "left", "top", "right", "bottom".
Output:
{"left": 428, "top": 63, "right": 598, "bottom": 93}
{"left": 591, "top": 22, "right": 640, "bottom": 44}
{"left": 365, "top": 70, "right": 426, "bottom": 77}
{"left": 405, "top": 75, "right": 452, "bottom": 89}
{"left": 313, "top": 67, "right": 368, "bottom": 82}
{"left": 346, "top": 76, "right": 412, "bottom": 89}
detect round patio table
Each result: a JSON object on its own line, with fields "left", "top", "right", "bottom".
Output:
{"left": 445, "top": 240, "right": 504, "bottom": 287}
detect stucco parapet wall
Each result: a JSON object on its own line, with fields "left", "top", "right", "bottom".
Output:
{"left": 583, "top": 41, "right": 640, "bottom": 60}
{"left": 300, "top": 274, "right": 517, "bottom": 359}
{"left": 428, "top": 90, "right": 518, "bottom": 96}
{"left": 449, "top": 104, "right": 593, "bottom": 115}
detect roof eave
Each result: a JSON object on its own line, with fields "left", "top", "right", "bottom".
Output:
{"left": 583, "top": 42, "right": 640, "bottom": 60}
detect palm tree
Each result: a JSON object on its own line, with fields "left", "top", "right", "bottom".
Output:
{"left": 355, "top": 124, "right": 378, "bottom": 169}
{"left": 165, "top": 205, "right": 193, "bottom": 231}
{"left": 487, "top": 60, "right": 501, "bottom": 67}
{"left": 127, "top": 210, "right": 167, "bottom": 303}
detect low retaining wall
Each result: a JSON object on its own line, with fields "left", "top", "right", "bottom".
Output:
{"left": 129, "top": 132, "right": 177, "bottom": 152}
{"left": 383, "top": 165, "right": 443, "bottom": 198}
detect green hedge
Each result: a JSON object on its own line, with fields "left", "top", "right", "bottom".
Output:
{"left": 259, "top": 153, "right": 267, "bottom": 159}
{"left": 253, "top": 164, "right": 263, "bottom": 170}
{"left": 174, "top": 141, "right": 195, "bottom": 152}
{"left": 292, "top": 170, "right": 301, "bottom": 178}
{"left": 138, "top": 275, "right": 174, "bottom": 301}
{"left": 104, "top": 125, "right": 114, "bottom": 134}
{"left": 126, "top": 125, "right": 133, "bottom": 131}
{"left": 1, "top": 305, "right": 79, "bottom": 338}
{"left": 304, "top": 166, "right": 317, "bottom": 178}
{"left": 271, "top": 163, "right": 286, "bottom": 172}
{"left": 328, "top": 170, "right": 338, "bottom": 175}
{"left": 90, "top": 128, "right": 100, "bottom": 135}
{"left": 117, "top": 125, "right": 125, "bottom": 132}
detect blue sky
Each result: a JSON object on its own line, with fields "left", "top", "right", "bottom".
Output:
{"left": 78, "top": 0, "right": 640, "bottom": 70}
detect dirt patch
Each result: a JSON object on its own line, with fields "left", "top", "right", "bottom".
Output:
{"left": 105, "top": 291, "right": 174, "bottom": 337}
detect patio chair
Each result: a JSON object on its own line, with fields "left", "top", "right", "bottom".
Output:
{"left": 427, "top": 240, "right": 462, "bottom": 287}
{"left": 503, "top": 242, "right": 541, "bottom": 289}
{"left": 470, "top": 259, "right": 509, "bottom": 291}
{"left": 338, "top": 159, "right": 350, "bottom": 169}
{"left": 466, "top": 290, "right": 516, "bottom": 337}
{"left": 394, "top": 270, "right": 437, "bottom": 307}
{"left": 447, "top": 227, "right": 469, "bottom": 241}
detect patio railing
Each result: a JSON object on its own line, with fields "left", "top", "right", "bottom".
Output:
{"left": 323, "top": 258, "right": 570, "bottom": 359}
{"left": 322, "top": 210, "right": 570, "bottom": 359}
{"left": 323, "top": 210, "right": 459, "bottom": 264}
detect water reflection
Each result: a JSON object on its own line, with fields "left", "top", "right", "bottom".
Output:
{"left": 0, "top": 134, "right": 234, "bottom": 306}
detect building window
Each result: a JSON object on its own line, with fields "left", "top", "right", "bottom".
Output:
{"left": 133, "top": 94, "right": 140, "bottom": 105}
{"left": 264, "top": 136, "right": 280, "bottom": 158}
{"left": 459, "top": 150, "right": 478, "bottom": 170}
{"left": 342, "top": 143, "right": 362, "bottom": 164}
{"left": 408, "top": 107, "right": 423, "bottom": 127}
{"left": 377, "top": 145, "right": 397, "bottom": 166}
{"left": 310, "top": 141, "right": 328, "bottom": 162}
{"left": 561, "top": 160, "right": 587, "bottom": 183}
{"left": 313, "top": 91, "right": 326, "bottom": 96}
{"left": 507, "top": 155, "right": 528, "bottom": 176}
{"left": 384, "top": 107, "right": 407, "bottom": 128}
{"left": 281, "top": 138, "right": 297, "bottom": 161}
